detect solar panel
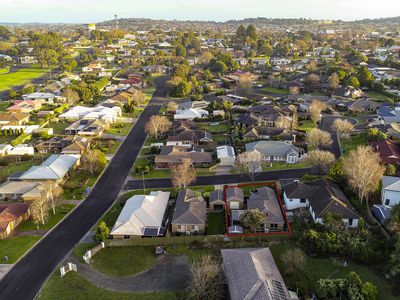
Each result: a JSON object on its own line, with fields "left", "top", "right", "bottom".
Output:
{"left": 143, "top": 227, "right": 159, "bottom": 237}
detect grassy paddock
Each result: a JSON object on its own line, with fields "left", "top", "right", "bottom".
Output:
{"left": 0, "top": 66, "right": 51, "bottom": 92}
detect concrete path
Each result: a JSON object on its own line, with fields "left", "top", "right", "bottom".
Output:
{"left": 67, "top": 254, "right": 191, "bottom": 292}
{"left": 14, "top": 230, "right": 47, "bottom": 237}
{"left": 61, "top": 200, "right": 82, "bottom": 205}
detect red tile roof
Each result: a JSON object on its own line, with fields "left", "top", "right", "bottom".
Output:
{"left": 370, "top": 140, "right": 400, "bottom": 164}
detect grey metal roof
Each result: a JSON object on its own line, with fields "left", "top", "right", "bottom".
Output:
{"left": 172, "top": 189, "right": 206, "bottom": 225}
{"left": 245, "top": 141, "right": 301, "bottom": 157}
{"left": 221, "top": 248, "right": 290, "bottom": 300}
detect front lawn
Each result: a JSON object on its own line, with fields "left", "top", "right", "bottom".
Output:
{"left": 17, "top": 204, "right": 75, "bottom": 231}
{"left": 91, "top": 246, "right": 157, "bottom": 277}
{"left": 62, "top": 170, "right": 101, "bottom": 200}
{"left": 0, "top": 66, "right": 51, "bottom": 92}
{"left": 0, "top": 235, "right": 41, "bottom": 263}
{"left": 368, "top": 91, "right": 393, "bottom": 102}
{"left": 38, "top": 272, "right": 185, "bottom": 300}
{"left": 260, "top": 87, "right": 289, "bottom": 95}
{"left": 0, "top": 67, "right": 10, "bottom": 74}
{"left": 261, "top": 161, "right": 310, "bottom": 172}
{"left": 340, "top": 134, "right": 367, "bottom": 155}
{"left": 105, "top": 122, "right": 133, "bottom": 136}
{"left": 207, "top": 212, "right": 226, "bottom": 235}
{"left": 298, "top": 119, "right": 315, "bottom": 132}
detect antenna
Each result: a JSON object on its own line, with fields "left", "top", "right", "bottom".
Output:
{"left": 114, "top": 14, "right": 119, "bottom": 29}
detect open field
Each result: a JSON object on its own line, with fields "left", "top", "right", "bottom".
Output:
{"left": 260, "top": 87, "right": 289, "bottom": 94}
{"left": 0, "top": 66, "right": 51, "bottom": 92}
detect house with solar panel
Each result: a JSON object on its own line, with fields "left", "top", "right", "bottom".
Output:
{"left": 110, "top": 191, "right": 170, "bottom": 238}
{"left": 221, "top": 248, "right": 293, "bottom": 300}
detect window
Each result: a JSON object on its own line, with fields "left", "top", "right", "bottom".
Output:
{"left": 300, "top": 198, "right": 306, "bottom": 203}
{"left": 270, "top": 223, "right": 278, "bottom": 230}
{"left": 349, "top": 219, "right": 353, "bottom": 226}
{"left": 385, "top": 199, "right": 390, "bottom": 205}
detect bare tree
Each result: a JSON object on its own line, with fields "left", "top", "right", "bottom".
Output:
{"left": 62, "top": 88, "right": 80, "bottom": 104}
{"left": 171, "top": 158, "right": 197, "bottom": 189}
{"left": 275, "top": 116, "right": 292, "bottom": 130}
{"left": 31, "top": 192, "right": 50, "bottom": 228}
{"left": 238, "top": 74, "right": 254, "bottom": 95}
{"left": 81, "top": 148, "right": 107, "bottom": 175}
{"left": 198, "top": 51, "right": 214, "bottom": 65}
{"left": 289, "top": 86, "right": 300, "bottom": 95}
{"left": 333, "top": 118, "right": 354, "bottom": 139}
{"left": 309, "top": 100, "right": 327, "bottom": 125}
{"left": 306, "top": 128, "right": 332, "bottom": 149}
{"left": 130, "top": 89, "right": 146, "bottom": 105}
{"left": 281, "top": 248, "right": 306, "bottom": 275}
{"left": 167, "top": 101, "right": 178, "bottom": 113}
{"left": 305, "top": 74, "right": 321, "bottom": 93}
{"left": 236, "top": 151, "right": 262, "bottom": 182}
{"left": 145, "top": 115, "right": 172, "bottom": 139}
{"left": 41, "top": 180, "right": 63, "bottom": 215}
{"left": 342, "top": 146, "right": 385, "bottom": 205}
{"left": 288, "top": 104, "right": 298, "bottom": 130}
{"left": 187, "top": 255, "right": 224, "bottom": 300}
{"left": 306, "top": 60, "right": 317, "bottom": 73}
{"left": 307, "top": 150, "right": 336, "bottom": 173}
{"left": 328, "top": 73, "right": 340, "bottom": 91}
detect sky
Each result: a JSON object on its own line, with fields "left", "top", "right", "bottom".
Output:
{"left": 1, "top": 0, "right": 399, "bottom": 24}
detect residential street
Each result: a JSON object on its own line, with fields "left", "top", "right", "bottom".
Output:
{"left": 0, "top": 77, "right": 167, "bottom": 300}
{"left": 124, "top": 167, "right": 318, "bottom": 190}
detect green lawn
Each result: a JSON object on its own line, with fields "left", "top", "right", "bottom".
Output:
{"left": 197, "top": 122, "right": 230, "bottom": 134}
{"left": 269, "top": 243, "right": 397, "bottom": 300}
{"left": 298, "top": 119, "right": 316, "bottom": 132}
{"left": 91, "top": 246, "right": 157, "bottom": 277}
{"left": 17, "top": 204, "right": 75, "bottom": 231}
{"left": 50, "top": 122, "right": 70, "bottom": 135}
{"left": 260, "top": 87, "right": 289, "bottom": 95}
{"left": 62, "top": 170, "right": 101, "bottom": 200}
{"left": 0, "top": 66, "right": 51, "bottom": 92}
{"left": 368, "top": 91, "right": 393, "bottom": 102}
{"left": 132, "top": 167, "right": 215, "bottom": 179}
{"left": 105, "top": 122, "right": 133, "bottom": 136}
{"left": 38, "top": 272, "right": 186, "bottom": 300}
{"left": 207, "top": 212, "right": 226, "bottom": 235}
{"left": 99, "top": 202, "right": 125, "bottom": 228}
{"left": 340, "top": 134, "right": 367, "bottom": 155}
{"left": 0, "top": 67, "right": 10, "bottom": 74}
{"left": 0, "top": 235, "right": 41, "bottom": 263}
{"left": 261, "top": 161, "right": 310, "bottom": 172}
{"left": 0, "top": 101, "right": 10, "bottom": 111}
{"left": 0, "top": 155, "right": 50, "bottom": 180}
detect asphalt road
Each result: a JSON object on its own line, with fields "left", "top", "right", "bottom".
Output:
{"left": 0, "top": 77, "right": 167, "bottom": 300}
{"left": 125, "top": 167, "right": 318, "bottom": 190}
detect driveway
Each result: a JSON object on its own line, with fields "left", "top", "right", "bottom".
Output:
{"left": 67, "top": 254, "right": 190, "bottom": 292}
{"left": 0, "top": 77, "right": 169, "bottom": 300}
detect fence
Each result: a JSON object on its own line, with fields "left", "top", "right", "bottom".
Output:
{"left": 60, "top": 262, "right": 77, "bottom": 277}
{"left": 82, "top": 242, "right": 105, "bottom": 264}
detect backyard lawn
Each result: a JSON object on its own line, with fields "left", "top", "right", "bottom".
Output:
{"left": 17, "top": 204, "right": 75, "bottom": 231}
{"left": 0, "top": 154, "right": 50, "bottom": 180}
{"left": 260, "top": 87, "right": 289, "bottom": 95}
{"left": 91, "top": 246, "right": 157, "bottom": 277}
{"left": 196, "top": 122, "right": 230, "bottom": 133}
{"left": 38, "top": 272, "right": 185, "bottom": 300}
{"left": 340, "top": 134, "right": 367, "bottom": 155}
{"left": 298, "top": 119, "right": 315, "bottom": 132}
{"left": 0, "top": 66, "right": 51, "bottom": 92}
{"left": 50, "top": 122, "right": 70, "bottom": 135}
{"left": 0, "top": 101, "right": 10, "bottom": 111}
{"left": 368, "top": 91, "right": 393, "bottom": 102}
{"left": 0, "top": 235, "right": 41, "bottom": 263}
{"left": 207, "top": 212, "right": 226, "bottom": 235}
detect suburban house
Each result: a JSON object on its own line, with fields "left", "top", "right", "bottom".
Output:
{"left": 221, "top": 248, "right": 291, "bottom": 300}
{"left": 244, "top": 126, "right": 285, "bottom": 140}
{"left": 7, "top": 100, "right": 42, "bottom": 113}
{"left": 59, "top": 105, "right": 121, "bottom": 123}
{"left": 0, "top": 112, "right": 30, "bottom": 126}
{"left": 372, "top": 204, "right": 392, "bottom": 224}
{"left": 110, "top": 191, "right": 170, "bottom": 238}
{"left": 0, "top": 203, "right": 31, "bottom": 239}
{"left": 19, "top": 154, "right": 80, "bottom": 183}
{"left": 174, "top": 108, "right": 209, "bottom": 120}
{"left": 22, "top": 92, "right": 66, "bottom": 104}
{"left": 0, "top": 145, "right": 13, "bottom": 155}
{"left": 0, "top": 181, "right": 43, "bottom": 202}
{"left": 226, "top": 187, "right": 245, "bottom": 210}
{"left": 381, "top": 176, "right": 400, "bottom": 206}
{"left": 370, "top": 140, "right": 400, "bottom": 164}
{"left": 283, "top": 179, "right": 359, "bottom": 227}
{"left": 209, "top": 189, "right": 226, "bottom": 211}
{"left": 35, "top": 136, "right": 90, "bottom": 155}
{"left": 166, "top": 121, "right": 213, "bottom": 147}
{"left": 245, "top": 141, "right": 305, "bottom": 164}
{"left": 216, "top": 146, "right": 236, "bottom": 166}
{"left": 142, "top": 65, "right": 171, "bottom": 74}
{"left": 154, "top": 146, "right": 213, "bottom": 169}
{"left": 6, "top": 145, "right": 35, "bottom": 156}
{"left": 234, "top": 113, "right": 266, "bottom": 128}
{"left": 248, "top": 187, "right": 285, "bottom": 232}
{"left": 64, "top": 119, "right": 109, "bottom": 137}
{"left": 377, "top": 105, "right": 400, "bottom": 124}
{"left": 171, "top": 189, "right": 207, "bottom": 235}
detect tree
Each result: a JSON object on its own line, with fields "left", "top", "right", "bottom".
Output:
{"left": 203, "top": 69, "right": 214, "bottom": 81}
{"left": 94, "top": 221, "right": 109, "bottom": 244}
{"left": 305, "top": 74, "right": 320, "bottom": 92}
{"left": 240, "top": 209, "right": 265, "bottom": 232}
{"left": 358, "top": 66, "right": 374, "bottom": 87}
{"left": 198, "top": 51, "right": 213, "bottom": 65}
{"left": 386, "top": 164, "right": 396, "bottom": 176}
{"left": 306, "top": 128, "right": 332, "bottom": 149}
{"left": 366, "top": 128, "right": 387, "bottom": 142}
{"left": 22, "top": 84, "right": 35, "bottom": 95}
{"left": 275, "top": 116, "right": 291, "bottom": 130}
{"left": 289, "top": 86, "right": 300, "bottom": 95}
{"left": 175, "top": 45, "right": 186, "bottom": 57}
{"left": 236, "top": 151, "right": 262, "bottom": 182}
{"left": 81, "top": 149, "right": 107, "bottom": 175}
{"left": 281, "top": 248, "right": 306, "bottom": 275}
{"left": 213, "top": 61, "right": 228, "bottom": 73}
{"left": 145, "top": 115, "right": 172, "bottom": 139}
{"left": 342, "top": 146, "right": 385, "bottom": 205}
{"left": 307, "top": 150, "right": 336, "bottom": 172}
{"left": 245, "top": 25, "right": 257, "bottom": 41}
{"left": 347, "top": 76, "right": 360, "bottom": 89}
{"left": 62, "top": 88, "right": 80, "bottom": 104}
{"left": 175, "top": 81, "right": 192, "bottom": 97}
{"left": 309, "top": 100, "right": 327, "bottom": 125}
{"left": 31, "top": 192, "right": 50, "bottom": 228}
{"left": 306, "top": 60, "right": 317, "bottom": 73}
{"left": 41, "top": 181, "right": 63, "bottom": 215}
{"left": 328, "top": 73, "right": 340, "bottom": 91}
{"left": 167, "top": 101, "right": 178, "bottom": 113}
{"left": 333, "top": 118, "right": 354, "bottom": 139}
{"left": 130, "top": 89, "right": 146, "bottom": 105}
{"left": 187, "top": 255, "right": 224, "bottom": 300}
{"left": 238, "top": 74, "right": 253, "bottom": 94}
{"left": 171, "top": 158, "right": 197, "bottom": 189}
